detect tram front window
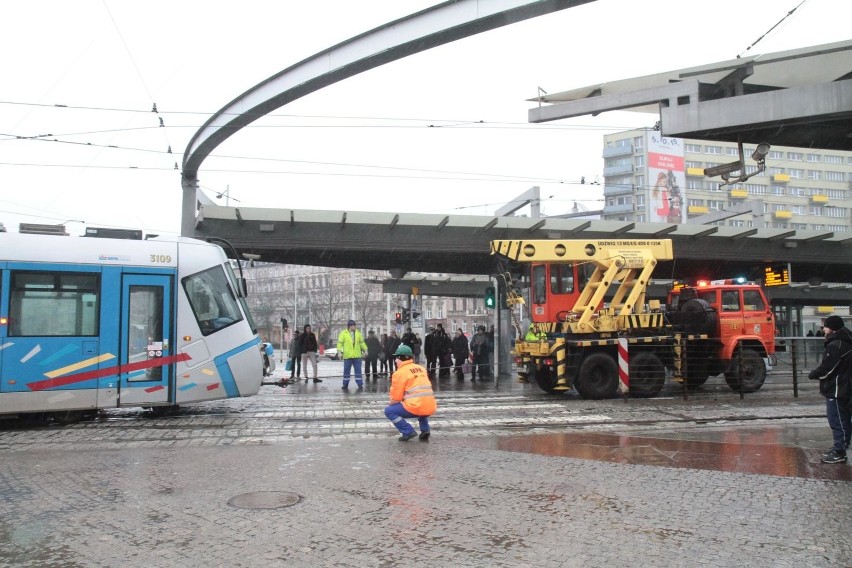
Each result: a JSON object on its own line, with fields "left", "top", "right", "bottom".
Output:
{"left": 182, "top": 266, "right": 243, "bottom": 336}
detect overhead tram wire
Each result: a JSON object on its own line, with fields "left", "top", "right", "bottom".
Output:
{"left": 0, "top": 134, "right": 575, "bottom": 185}
{"left": 736, "top": 0, "right": 808, "bottom": 58}
{"left": 0, "top": 100, "right": 648, "bottom": 133}
{"left": 101, "top": 0, "right": 177, "bottom": 170}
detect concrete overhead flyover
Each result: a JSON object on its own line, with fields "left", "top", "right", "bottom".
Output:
{"left": 180, "top": 0, "right": 597, "bottom": 236}
{"left": 529, "top": 40, "right": 852, "bottom": 150}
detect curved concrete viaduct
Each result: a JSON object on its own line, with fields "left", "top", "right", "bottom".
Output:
{"left": 180, "top": 0, "right": 596, "bottom": 235}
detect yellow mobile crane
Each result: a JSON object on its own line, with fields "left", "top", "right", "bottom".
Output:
{"left": 491, "top": 238, "right": 693, "bottom": 399}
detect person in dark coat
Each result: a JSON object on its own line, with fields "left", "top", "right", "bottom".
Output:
{"left": 384, "top": 331, "right": 401, "bottom": 376}
{"left": 365, "top": 330, "right": 382, "bottom": 380}
{"left": 808, "top": 315, "right": 852, "bottom": 464}
{"left": 451, "top": 329, "right": 470, "bottom": 379}
{"left": 433, "top": 323, "right": 452, "bottom": 378}
{"left": 379, "top": 333, "right": 390, "bottom": 376}
{"left": 424, "top": 327, "right": 437, "bottom": 377}
{"left": 288, "top": 330, "right": 302, "bottom": 379}
{"left": 469, "top": 325, "right": 490, "bottom": 380}
{"left": 299, "top": 324, "right": 322, "bottom": 383}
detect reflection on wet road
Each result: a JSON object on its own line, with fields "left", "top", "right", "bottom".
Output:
{"left": 496, "top": 429, "right": 852, "bottom": 481}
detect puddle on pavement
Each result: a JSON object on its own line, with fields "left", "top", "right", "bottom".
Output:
{"left": 494, "top": 430, "right": 852, "bottom": 481}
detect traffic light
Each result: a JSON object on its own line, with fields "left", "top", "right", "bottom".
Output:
{"left": 484, "top": 286, "right": 496, "bottom": 309}
{"left": 395, "top": 312, "right": 402, "bottom": 324}
{"left": 402, "top": 307, "right": 411, "bottom": 323}
{"left": 281, "top": 318, "right": 288, "bottom": 329}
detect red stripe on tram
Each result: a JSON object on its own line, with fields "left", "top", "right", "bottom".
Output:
{"left": 27, "top": 353, "right": 192, "bottom": 391}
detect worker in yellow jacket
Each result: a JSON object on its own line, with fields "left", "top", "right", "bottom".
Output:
{"left": 525, "top": 322, "right": 547, "bottom": 341}
{"left": 337, "top": 319, "right": 368, "bottom": 389}
{"left": 384, "top": 344, "right": 437, "bottom": 441}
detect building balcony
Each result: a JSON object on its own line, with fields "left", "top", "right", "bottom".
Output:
{"left": 687, "top": 205, "right": 708, "bottom": 215}
{"left": 603, "top": 184, "right": 632, "bottom": 196}
{"left": 604, "top": 202, "right": 634, "bottom": 214}
{"left": 603, "top": 164, "right": 634, "bottom": 177}
{"left": 810, "top": 194, "right": 829, "bottom": 204}
{"left": 686, "top": 167, "right": 705, "bottom": 176}
{"left": 729, "top": 189, "right": 748, "bottom": 199}
{"left": 602, "top": 145, "right": 633, "bottom": 158}
{"left": 773, "top": 173, "right": 790, "bottom": 182}
{"left": 773, "top": 210, "right": 793, "bottom": 219}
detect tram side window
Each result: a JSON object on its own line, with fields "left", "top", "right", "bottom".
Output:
{"left": 182, "top": 266, "right": 243, "bottom": 336}
{"left": 9, "top": 271, "right": 99, "bottom": 336}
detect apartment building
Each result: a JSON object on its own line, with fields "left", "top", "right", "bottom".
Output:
{"left": 602, "top": 128, "right": 852, "bottom": 232}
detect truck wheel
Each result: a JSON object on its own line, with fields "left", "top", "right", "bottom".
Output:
{"left": 629, "top": 352, "right": 665, "bottom": 397}
{"left": 533, "top": 366, "right": 559, "bottom": 394}
{"left": 724, "top": 349, "right": 766, "bottom": 392}
{"left": 575, "top": 352, "right": 619, "bottom": 399}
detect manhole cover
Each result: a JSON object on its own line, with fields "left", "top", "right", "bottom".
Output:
{"left": 227, "top": 491, "right": 302, "bottom": 510}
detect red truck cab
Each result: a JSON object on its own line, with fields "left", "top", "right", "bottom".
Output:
{"left": 668, "top": 280, "right": 776, "bottom": 391}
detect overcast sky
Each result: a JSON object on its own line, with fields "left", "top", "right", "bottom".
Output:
{"left": 2, "top": 0, "right": 849, "bottom": 236}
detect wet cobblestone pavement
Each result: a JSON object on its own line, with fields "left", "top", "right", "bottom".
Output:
{"left": 1, "top": 364, "right": 850, "bottom": 567}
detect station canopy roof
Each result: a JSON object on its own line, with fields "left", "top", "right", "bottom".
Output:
{"left": 531, "top": 40, "right": 852, "bottom": 150}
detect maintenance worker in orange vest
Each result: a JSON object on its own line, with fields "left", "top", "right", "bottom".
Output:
{"left": 384, "top": 344, "right": 437, "bottom": 441}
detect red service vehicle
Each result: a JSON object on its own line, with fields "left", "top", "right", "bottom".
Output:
{"left": 667, "top": 279, "right": 776, "bottom": 392}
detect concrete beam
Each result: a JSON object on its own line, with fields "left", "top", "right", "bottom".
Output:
{"left": 661, "top": 80, "right": 852, "bottom": 148}
{"left": 529, "top": 81, "right": 699, "bottom": 123}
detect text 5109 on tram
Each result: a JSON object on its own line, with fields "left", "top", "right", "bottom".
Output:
{"left": 0, "top": 230, "right": 266, "bottom": 423}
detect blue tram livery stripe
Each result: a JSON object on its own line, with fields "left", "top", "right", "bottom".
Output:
{"left": 213, "top": 337, "right": 261, "bottom": 398}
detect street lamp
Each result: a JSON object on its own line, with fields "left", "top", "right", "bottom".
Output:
{"left": 215, "top": 185, "right": 242, "bottom": 206}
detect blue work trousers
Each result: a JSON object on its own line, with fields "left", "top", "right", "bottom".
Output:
{"left": 342, "top": 358, "right": 363, "bottom": 387}
{"left": 826, "top": 397, "right": 851, "bottom": 452}
{"left": 384, "top": 402, "right": 430, "bottom": 436}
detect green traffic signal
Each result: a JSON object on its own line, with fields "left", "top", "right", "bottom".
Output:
{"left": 484, "top": 286, "right": 496, "bottom": 309}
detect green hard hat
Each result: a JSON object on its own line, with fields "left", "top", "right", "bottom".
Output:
{"left": 393, "top": 345, "right": 413, "bottom": 357}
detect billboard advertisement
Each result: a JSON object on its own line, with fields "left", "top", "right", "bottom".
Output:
{"left": 647, "top": 134, "right": 685, "bottom": 223}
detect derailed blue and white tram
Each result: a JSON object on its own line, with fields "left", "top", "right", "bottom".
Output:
{"left": 0, "top": 231, "right": 265, "bottom": 423}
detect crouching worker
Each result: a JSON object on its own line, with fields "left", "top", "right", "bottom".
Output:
{"left": 384, "top": 345, "right": 436, "bottom": 442}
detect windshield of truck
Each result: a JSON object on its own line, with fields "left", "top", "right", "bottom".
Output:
{"left": 550, "top": 263, "right": 575, "bottom": 294}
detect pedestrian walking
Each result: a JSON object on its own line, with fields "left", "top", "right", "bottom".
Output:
{"left": 808, "top": 315, "right": 852, "bottom": 464}
{"left": 288, "top": 330, "right": 302, "bottom": 379}
{"left": 384, "top": 344, "right": 436, "bottom": 441}
{"left": 365, "top": 330, "right": 381, "bottom": 380}
{"left": 337, "top": 319, "right": 368, "bottom": 389}
{"left": 299, "top": 324, "right": 322, "bottom": 383}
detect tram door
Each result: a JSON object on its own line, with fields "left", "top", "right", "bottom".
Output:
{"left": 119, "top": 274, "right": 173, "bottom": 406}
